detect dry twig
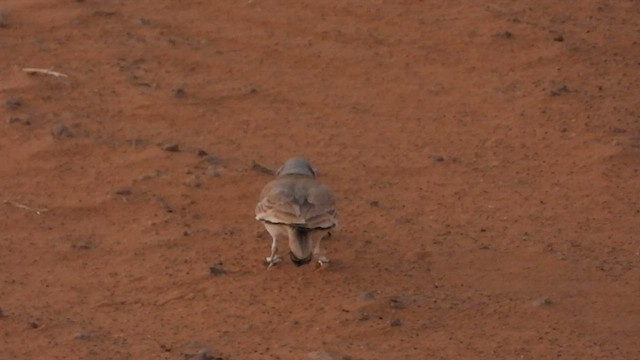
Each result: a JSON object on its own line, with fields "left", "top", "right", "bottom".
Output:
{"left": 4, "top": 200, "right": 49, "bottom": 215}
{"left": 22, "top": 67, "right": 69, "bottom": 78}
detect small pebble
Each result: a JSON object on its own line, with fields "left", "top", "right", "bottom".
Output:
{"left": 533, "top": 297, "right": 552, "bottom": 307}
{"left": 115, "top": 188, "right": 132, "bottom": 196}
{"left": 6, "top": 117, "right": 31, "bottom": 125}
{"left": 92, "top": 10, "right": 116, "bottom": 17}
{"left": 172, "top": 88, "right": 186, "bottom": 98}
{"left": 389, "top": 297, "right": 406, "bottom": 309}
{"left": 196, "top": 149, "right": 208, "bottom": 157}
{"left": 358, "top": 291, "right": 375, "bottom": 301}
{"left": 0, "top": 9, "right": 9, "bottom": 28}
{"left": 161, "top": 143, "right": 180, "bottom": 152}
{"left": 74, "top": 331, "right": 90, "bottom": 340}
{"left": 206, "top": 167, "right": 221, "bottom": 177}
{"left": 308, "top": 351, "right": 333, "bottom": 360}
{"left": 186, "top": 175, "right": 202, "bottom": 188}
{"left": 368, "top": 200, "right": 379, "bottom": 207}
{"left": 431, "top": 155, "right": 445, "bottom": 162}
{"left": 203, "top": 155, "right": 222, "bottom": 165}
{"left": 4, "top": 99, "right": 21, "bottom": 110}
{"left": 71, "top": 239, "right": 94, "bottom": 250}
{"left": 51, "top": 124, "right": 73, "bottom": 138}
{"left": 138, "top": 170, "right": 162, "bottom": 181}
{"left": 209, "top": 264, "right": 227, "bottom": 276}
{"left": 389, "top": 319, "right": 402, "bottom": 327}
{"left": 493, "top": 31, "right": 513, "bottom": 39}
{"left": 549, "top": 84, "right": 569, "bottom": 96}
{"left": 553, "top": 34, "right": 564, "bottom": 42}
{"left": 251, "top": 161, "right": 275, "bottom": 176}
{"left": 182, "top": 349, "right": 215, "bottom": 360}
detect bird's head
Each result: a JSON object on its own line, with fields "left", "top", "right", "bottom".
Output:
{"left": 289, "top": 251, "right": 312, "bottom": 266}
{"left": 277, "top": 157, "right": 316, "bottom": 178}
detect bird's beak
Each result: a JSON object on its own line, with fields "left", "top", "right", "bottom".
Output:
{"left": 289, "top": 251, "right": 312, "bottom": 266}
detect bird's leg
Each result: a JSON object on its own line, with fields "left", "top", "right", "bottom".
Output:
{"left": 266, "top": 236, "right": 281, "bottom": 269}
{"left": 313, "top": 235, "right": 330, "bottom": 268}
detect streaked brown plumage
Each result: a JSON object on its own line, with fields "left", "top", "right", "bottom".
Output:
{"left": 255, "top": 157, "right": 337, "bottom": 268}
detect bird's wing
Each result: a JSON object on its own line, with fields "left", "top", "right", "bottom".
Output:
{"left": 255, "top": 178, "right": 307, "bottom": 225}
{"left": 300, "top": 181, "right": 338, "bottom": 229}
{"left": 256, "top": 177, "right": 337, "bottom": 229}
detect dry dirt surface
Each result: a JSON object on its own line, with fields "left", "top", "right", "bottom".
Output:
{"left": 1, "top": 1, "right": 639, "bottom": 359}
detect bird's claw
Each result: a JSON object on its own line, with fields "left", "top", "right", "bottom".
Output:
{"left": 315, "top": 256, "right": 330, "bottom": 270}
{"left": 266, "top": 255, "right": 282, "bottom": 269}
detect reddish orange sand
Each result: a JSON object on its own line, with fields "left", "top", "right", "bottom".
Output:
{"left": 1, "top": 1, "right": 639, "bottom": 359}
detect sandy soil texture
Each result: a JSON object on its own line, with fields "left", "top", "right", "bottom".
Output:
{"left": 1, "top": 1, "right": 639, "bottom": 359}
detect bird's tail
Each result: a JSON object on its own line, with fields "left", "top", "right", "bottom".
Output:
{"left": 287, "top": 226, "right": 312, "bottom": 266}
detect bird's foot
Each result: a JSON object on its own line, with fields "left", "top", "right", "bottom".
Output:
{"left": 265, "top": 255, "right": 282, "bottom": 269}
{"left": 315, "top": 256, "right": 330, "bottom": 270}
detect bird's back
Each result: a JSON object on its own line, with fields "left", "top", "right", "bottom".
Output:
{"left": 255, "top": 175, "right": 337, "bottom": 229}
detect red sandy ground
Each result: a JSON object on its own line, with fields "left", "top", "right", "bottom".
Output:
{"left": 1, "top": 1, "right": 639, "bottom": 359}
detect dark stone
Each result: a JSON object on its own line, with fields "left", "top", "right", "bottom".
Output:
{"left": 209, "top": 264, "right": 227, "bottom": 276}
{"left": 172, "top": 88, "right": 186, "bottom": 98}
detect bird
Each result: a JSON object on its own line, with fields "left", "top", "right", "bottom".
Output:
{"left": 255, "top": 157, "right": 338, "bottom": 269}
